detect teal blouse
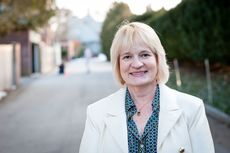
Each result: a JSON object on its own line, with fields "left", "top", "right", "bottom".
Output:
{"left": 125, "top": 84, "right": 160, "bottom": 153}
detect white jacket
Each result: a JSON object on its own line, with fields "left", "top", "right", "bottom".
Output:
{"left": 79, "top": 84, "right": 214, "bottom": 153}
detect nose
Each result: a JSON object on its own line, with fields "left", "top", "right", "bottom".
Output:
{"left": 131, "top": 57, "right": 143, "bottom": 68}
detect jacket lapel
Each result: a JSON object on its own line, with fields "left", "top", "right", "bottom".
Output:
{"left": 157, "top": 84, "right": 182, "bottom": 149}
{"left": 103, "top": 85, "right": 182, "bottom": 152}
{"left": 104, "top": 88, "right": 129, "bottom": 153}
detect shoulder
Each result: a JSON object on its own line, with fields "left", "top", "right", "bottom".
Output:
{"left": 88, "top": 88, "right": 125, "bottom": 110}
{"left": 87, "top": 88, "right": 126, "bottom": 119}
{"left": 161, "top": 84, "right": 203, "bottom": 110}
{"left": 174, "top": 88, "right": 203, "bottom": 110}
{"left": 162, "top": 85, "right": 205, "bottom": 127}
{"left": 174, "top": 88, "right": 206, "bottom": 128}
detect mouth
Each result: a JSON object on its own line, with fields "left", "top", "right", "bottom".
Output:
{"left": 130, "top": 71, "right": 148, "bottom": 77}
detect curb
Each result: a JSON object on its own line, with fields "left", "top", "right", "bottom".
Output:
{"left": 205, "top": 104, "right": 230, "bottom": 127}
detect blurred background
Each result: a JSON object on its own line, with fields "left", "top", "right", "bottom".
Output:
{"left": 0, "top": 0, "right": 229, "bottom": 153}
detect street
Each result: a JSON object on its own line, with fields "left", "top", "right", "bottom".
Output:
{"left": 0, "top": 59, "right": 229, "bottom": 153}
{"left": 0, "top": 59, "right": 119, "bottom": 153}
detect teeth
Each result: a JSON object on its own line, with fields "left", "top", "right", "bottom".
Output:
{"left": 131, "top": 71, "right": 147, "bottom": 74}
{"left": 131, "top": 71, "right": 145, "bottom": 76}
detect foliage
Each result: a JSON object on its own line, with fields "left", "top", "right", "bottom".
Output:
{"left": 0, "top": 0, "right": 56, "bottom": 36}
{"left": 130, "top": 8, "right": 166, "bottom": 24}
{"left": 100, "top": 2, "right": 132, "bottom": 60}
{"left": 146, "top": 0, "right": 230, "bottom": 64}
{"left": 100, "top": 0, "right": 229, "bottom": 64}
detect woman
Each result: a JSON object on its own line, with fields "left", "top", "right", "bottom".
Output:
{"left": 79, "top": 22, "right": 214, "bottom": 153}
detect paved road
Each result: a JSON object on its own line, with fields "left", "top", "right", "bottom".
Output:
{"left": 0, "top": 59, "right": 119, "bottom": 153}
{"left": 0, "top": 58, "right": 229, "bottom": 153}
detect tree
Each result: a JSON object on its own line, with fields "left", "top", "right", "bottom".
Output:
{"left": 0, "top": 0, "right": 56, "bottom": 36}
{"left": 130, "top": 8, "right": 166, "bottom": 24}
{"left": 100, "top": 2, "right": 132, "bottom": 60}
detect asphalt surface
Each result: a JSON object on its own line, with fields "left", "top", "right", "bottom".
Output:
{"left": 0, "top": 58, "right": 229, "bottom": 153}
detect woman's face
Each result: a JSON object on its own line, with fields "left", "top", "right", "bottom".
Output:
{"left": 119, "top": 43, "right": 158, "bottom": 87}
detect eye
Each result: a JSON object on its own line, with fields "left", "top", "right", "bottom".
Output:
{"left": 122, "top": 55, "right": 132, "bottom": 60}
{"left": 140, "top": 53, "right": 150, "bottom": 58}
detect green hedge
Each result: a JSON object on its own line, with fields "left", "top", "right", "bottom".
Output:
{"left": 101, "top": 0, "right": 229, "bottom": 64}
{"left": 147, "top": 0, "right": 229, "bottom": 64}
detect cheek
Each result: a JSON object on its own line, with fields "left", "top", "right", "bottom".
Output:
{"left": 147, "top": 60, "right": 158, "bottom": 74}
{"left": 146, "top": 60, "right": 157, "bottom": 68}
{"left": 150, "top": 57, "right": 158, "bottom": 68}
{"left": 119, "top": 61, "right": 125, "bottom": 76}
{"left": 119, "top": 61, "right": 128, "bottom": 72}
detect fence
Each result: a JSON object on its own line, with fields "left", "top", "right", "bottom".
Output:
{"left": 169, "top": 58, "right": 230, "bottom": 115}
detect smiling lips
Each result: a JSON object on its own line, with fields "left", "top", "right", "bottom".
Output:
{"left": 130, "top": 71, "right": 148, "bottom": 77}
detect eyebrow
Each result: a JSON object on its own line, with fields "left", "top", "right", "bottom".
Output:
{"left": 120, "top": 50, "right": 152, "bottom": 56}
{"left": 120, "top": 52, "right": 130, "bottom": 56}
{"left": 140, "top": 50, "right": 152, "bottom": 53}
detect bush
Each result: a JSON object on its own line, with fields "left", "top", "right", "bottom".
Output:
{"left": 130, "top": 0, "right": 230, "bottom": 64}
{"left": 149, "top": 0, "right": 230, "bottom": 64}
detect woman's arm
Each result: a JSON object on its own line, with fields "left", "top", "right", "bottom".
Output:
{"left": 79, "top": 106, "right": 100, "bottom": 153}
{"left": 189, "top": 102, "right": 215, "bottom": 153}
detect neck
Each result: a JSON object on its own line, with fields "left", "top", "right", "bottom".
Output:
{"left": 128, "top": 82, "right": 157, "bottom": 106}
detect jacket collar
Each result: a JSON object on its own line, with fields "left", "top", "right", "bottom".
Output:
{"left": 157, "top": 84, "right": 182, "bottom": 149}
{"left": 104, "top": 84, "right": 182, "bottom": 153}
{"left": 104, "top": 88, "right": 128, "bottom": 153}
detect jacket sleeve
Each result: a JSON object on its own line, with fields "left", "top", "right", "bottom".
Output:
{"left": 189, "top": 101, "right": 215, "bottom": 153}
{"left": 79, "top": 105, "right": 100, "bottom": 153}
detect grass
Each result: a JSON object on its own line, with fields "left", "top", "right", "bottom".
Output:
{"left": 166, "top": 63, "right": 230, "bottom": 115}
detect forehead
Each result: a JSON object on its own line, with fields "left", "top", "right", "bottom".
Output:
{"left": 119, "top": 34, "right": 150, "bottom": 52}
{"left": 120, "top": 42, "right": 151, "bottom": 55}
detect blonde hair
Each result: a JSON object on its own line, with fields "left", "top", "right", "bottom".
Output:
{"left": 110, "top": 22, "right": 169, "bottom": 86}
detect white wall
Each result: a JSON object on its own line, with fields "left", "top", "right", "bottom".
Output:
{"left": 0, "top": 45, "right": 13, "bottom": 90}
{"left": 40, "top": 42, "right": 56, "bottom": 73}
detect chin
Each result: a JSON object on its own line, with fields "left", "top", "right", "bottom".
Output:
{"left": 127, "top": 81, "right": 150, "bottom": 87}
{"left": 126, "top": 78, "right": 156, "bottom": 86}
